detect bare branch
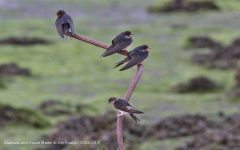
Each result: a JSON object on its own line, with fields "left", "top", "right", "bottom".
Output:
{"left": 65, "top": 32, "right": 144, "bottom": 150}
{"left": 65, "top": 33, "right": 128, "bottom": 56}
{"left": 117, "top": 115, "right": 124, "bottom": 150}
{"left": 117, "top": 64, "right": 144, "bottom": 150}
{"left": 124, "top": 64, "right": 144, "bottom": 102}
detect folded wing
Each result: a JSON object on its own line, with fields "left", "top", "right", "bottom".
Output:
{"left": 66, "top": 15, "right": 74, "bottom": 35}
{"left": 119, "top": 56, "right": 144, "bottom": 71}
{"left": 114, "top": 55, "right": 132, "bottom": 68}
{"left": 55, "top": 19, "right": 64, "bottom": 38}
{"left": 119, "top": 51, "right": 149, "bottom": 71}
{"left": 101, "top": 37, "right": 132, "bottom": 57}
{"left": 114, "top": 100, "right": 144, "bottom": 114}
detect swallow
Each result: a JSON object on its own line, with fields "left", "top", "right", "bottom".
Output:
{"left": 108, "top": 97, "right": 144, "bottom": 122}
{"left": 101, "top": 31, "right": 133, "bottom": 57}
{"left": 114, "top": 45, "right": 150, "bottom": 71}
{"left": 55, "top": 10, "right": 74, "bottom": 39}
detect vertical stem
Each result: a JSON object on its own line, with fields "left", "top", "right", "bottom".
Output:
{"left": 117, "top": 64, "right": 144, "bottom": 150}
{"left": 117, "top": 115, "right": 124, "bottom": 150}
{"left": 124, "top": 64, "right": 144, "bottom": 102}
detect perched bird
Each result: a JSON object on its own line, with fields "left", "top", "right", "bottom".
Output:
{"left": 101, "top": 31, "right": 133, "bottom": 57}
{"left": 55, "top": 10, "right": 74, "bottom": 39}
{"left": 108, "top": 97, "right": 144, "bottom": 122}
{"left": 114, "top": 45, "right": 150, "bottom": 71}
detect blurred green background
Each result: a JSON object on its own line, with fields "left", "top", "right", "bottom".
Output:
{"left": 0, "top": 0, "right": 239, "bottom": 150}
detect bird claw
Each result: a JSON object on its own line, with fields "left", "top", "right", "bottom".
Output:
{"left": 66, "top": 32, "right": 72, "bottom": 40}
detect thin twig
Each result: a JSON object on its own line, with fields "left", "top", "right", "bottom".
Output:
{"left": 65, "top": 33, "right": 144, "bottom": 150}
{"left": 124, "top": 64, "right": 144, "bottom": 102}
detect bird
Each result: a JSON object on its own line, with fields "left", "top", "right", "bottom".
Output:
{"left": 55, "top": 10, "right": 74, "bottom": 39}
{"left": 114, "top": 45, "right": 150, "bottom": 71}
{"left": 101, "top": 31, "right": 133, "bottom": 57}
{"left": 108, "top": 97, "right": 144, "bottom": 122}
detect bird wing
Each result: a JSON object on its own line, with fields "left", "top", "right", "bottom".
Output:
{"left": 101, "top": 42, "right": 118, "bottom": 57}
{"left": 119, "top": 56, "right": 145, "bottom": 71}
{"left": 114, "top": 100, "right": 143, "bottom": 114}
{"left": 114, "top": 55, "right": 132, "bottom": 68}
{"left": 127, "top": 103, "right": 138, "bottom": 110}
{"left": 113, "top": 36, "right": 132, "bottom": 49}
{"left": 120, "top": 51, "right": 149, "bottom": 71}
{"left": 101, "top": 37, "right": 132, "bottom": 57}
{"left": 66, "top": 15, "right": 74, "bottom": 35}
{"left": 55, "top": 19, "right": 64, "bottom": 38}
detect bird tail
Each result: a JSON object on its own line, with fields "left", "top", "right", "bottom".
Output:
{"left": 114, "top": 56, "right": 131, "bottom": 68}
{"left": 101, "top": 44, "right": 115, "bottom": 57}
{"left": 130, "top": 109, "right": 144, "bottom": 114}
{"left": 129, "top": 113, "right": 141, "bottom": 122}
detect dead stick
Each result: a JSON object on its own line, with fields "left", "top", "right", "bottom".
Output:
{"left": 124, "top": 64, "right": 143, "bottom": 102}
{"left": 65, "top": 33, "right": 143, "bottom": 150}
{"left": 117, "top": 64, "right": 143, "bottom": 150}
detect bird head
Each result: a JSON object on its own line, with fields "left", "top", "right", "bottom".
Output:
{"left": 56, "top": 10, "right": 66, "bottom": 18}
{"left": 108, "top": 97, "right": 118, "bottom": 104}
{"left": 141, "top": 45, "right": 150, "bottom": 51}
{"left": 123, "top": 31, "right": 134, "bottom": 38}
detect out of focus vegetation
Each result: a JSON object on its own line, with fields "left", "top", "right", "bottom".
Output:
{"left": 0, "top": 0, "right": 239, "bottom": 150}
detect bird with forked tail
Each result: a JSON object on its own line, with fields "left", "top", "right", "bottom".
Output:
{"left": 101, "top": 31, "right": 133, "bottom": 57}
{"left": 108, "top": 97, "right": 144, "bottom": 122}
{"left": 114, "top": 45, "right": 150, "bottom": 71}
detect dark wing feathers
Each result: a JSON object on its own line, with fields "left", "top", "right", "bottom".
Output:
{"left": 102, "top": 42, "right": 120, "bottom": 57}
{"left": 127, "top": 103, "right": 138, "bottom": 110}
{"left": 55, "top": 19, "right": 65, "bottom": 38}
{"left": 113, "top": 36, "right": 132, "bottom": 46}
{"left": 66, "top": 15, "right": 74, "bottom": 35}
{"left": 101, "top": 43, "right": 115, "bottom": 57}
{"left": 129, "top": 113, "right": 141, "bottom": 122}
{"left": 114, "top": 55, "right": 131, "bottom": 68}
{"left": 101, "top": 35, "right": 132, "bottom": 57}
{"left": 113, "top": 37, "right": 132, "bottom": 50}
{"left": 119, "top": 51, "right": 149, "bottom": 71}
{"left": 119, "top": 56, "right": 144, "bottom": 71}
{"left": 114, "top": 99, "right": 143, "bottom": 114}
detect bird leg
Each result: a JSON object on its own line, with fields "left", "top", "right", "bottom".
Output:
{"left": 117, "top": 112, "right": 123, "bottom": 117}
{"left": 67, "top": 32, "right": 72, "bottom": 40}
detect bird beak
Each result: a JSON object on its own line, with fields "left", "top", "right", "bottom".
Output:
{"left": 146, "top": 48, "right": 150, "bottom": 51}
{"left": 129, "top": 34, "right": 134, "bottom": 37}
